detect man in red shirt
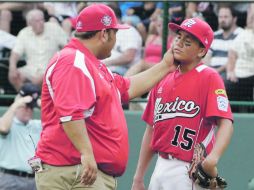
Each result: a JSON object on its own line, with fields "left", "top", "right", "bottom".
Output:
{"left": 34, "top": 3, "right": 176, "bottom": 190}
{"left": 131, "top": 18, "right": 233, "bottom": 190}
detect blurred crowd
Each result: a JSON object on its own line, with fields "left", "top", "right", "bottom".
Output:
{"left": 0, "top": 1, "right": 253, "bottom": 111}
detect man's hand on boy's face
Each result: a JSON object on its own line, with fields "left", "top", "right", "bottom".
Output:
{"left": 162, "top": 47, "right": 177, "bottom": 72}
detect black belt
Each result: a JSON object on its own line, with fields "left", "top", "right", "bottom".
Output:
{"left": 0, "top": 167, "right": 34, "bottom": 178}
{"left": 158, "top": 152, "right": 175, "bottom": 160}
{"left": 97, "top": 163, "right": 121, "bottom": 177}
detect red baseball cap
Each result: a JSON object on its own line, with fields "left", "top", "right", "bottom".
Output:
{"left": 168, "top": 17, "right": 214, "bottom": 51}
{"left": 76, "top": 4, "right": 129, "bottom": 32}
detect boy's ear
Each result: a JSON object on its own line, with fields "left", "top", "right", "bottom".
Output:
{"left": 198, "top": 48, "right": 206, "bottom": 58}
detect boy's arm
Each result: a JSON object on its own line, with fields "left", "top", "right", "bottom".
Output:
{"left": 202, "top": 118, "right": 233, "bottom": 177}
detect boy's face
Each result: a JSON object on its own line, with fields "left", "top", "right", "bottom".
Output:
{"left": 172, "top": 30, "right": 205, "bottom": 63}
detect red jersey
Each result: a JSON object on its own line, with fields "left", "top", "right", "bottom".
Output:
{"left": 143, "top": 64, "right": 233, "bottom": 162}
{"left": 36, "top": 38, "right": 130, "bottom": 176}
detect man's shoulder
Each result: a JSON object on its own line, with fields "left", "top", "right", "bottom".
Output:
{"left": 44, "top": 22, "right": 61, "bottom": 29}
{"left": 17, "top": 26, "right": 33, "bottom": 37}
{"left": 214, "top": 29, "right": 223, "bottom": 37}
{"left": 234, "top": 27, "right": 244, "bottom": 35}
{"left": 29, "top": 119, "right": 41, "bottom": 126}
{"left": 117, "top": 25, "right": 142, "bottom": 40}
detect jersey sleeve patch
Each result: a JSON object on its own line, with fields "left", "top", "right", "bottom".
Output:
{"left": 215, "top": 89, "right": 227, "bottom": 97}
{"left": 217, "top": 95, "right": 229, "bottom": 112}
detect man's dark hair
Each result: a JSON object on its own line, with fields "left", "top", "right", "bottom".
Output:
{"left": 74, "top": 29, "right": 116, "bottom": 40}
{"left": 74, "top": 31, "right": 100, "bottom": 39}
{"left": 218, "top": 3, "right": 237, "bottom": 18}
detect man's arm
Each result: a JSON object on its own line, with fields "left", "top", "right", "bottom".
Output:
{"left": 131, "top": 125, "right": 154, "bottom": 190}
{"left": 202, "top": 118, "right": 233, "bottom": 177}
{"left": 9, "top": 51, "right": 20, "bottom": 70}
{"left": 128, "top": 48, "right": 175, "bottom": 99}
{"left": 104, "top": 49, "right": 137, "bottom": 66}
{"left": 216, "top": 65, "right": 226, "bottom": 74}
{"left": 62, "top": 120, "right": 97, "bottom": 186}
{"left": 0, "top": 3, "right": 27, "bottom": 10}
{"left": 8, "top": 51, "right": 20, "bottom": 78}
{"left": 226, "top": 49, "right": 238, "bottom": 82}
{"left": 8, "top": 51, "right": 22, "bottom": 90}
{"left": 0, "top": 95, "right": 32, "bottom": 134}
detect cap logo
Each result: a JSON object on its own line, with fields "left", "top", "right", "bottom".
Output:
{"left": 205, "top": 38, "right": 208, "bottom": 44}
{"left": 76, "top": 21, "right": 83, "bottom": 30}
{"left": 101, "top": 15, "right": 112, "bottom": 26}
{"left": 183, "top": 19, "right": 196, "bottom": 28}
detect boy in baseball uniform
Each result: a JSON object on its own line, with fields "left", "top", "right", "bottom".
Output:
{"left": 131, "top": 17, "right": 233, "bottom": 190}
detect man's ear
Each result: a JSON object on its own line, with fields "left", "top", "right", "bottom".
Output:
{"left": 100, "top": 29, "right": 108, "bottom": 43}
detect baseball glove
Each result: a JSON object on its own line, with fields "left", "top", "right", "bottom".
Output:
{"left": 188, "top": 143, "right": 227, "bottom": 189}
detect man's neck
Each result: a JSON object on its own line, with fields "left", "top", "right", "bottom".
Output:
{"left": 223, "top": 25, "right": 237, "bottom": 39}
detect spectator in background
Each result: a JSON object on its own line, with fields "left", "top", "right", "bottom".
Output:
{"left": 123, "top": 2, "right": 158, "bottom": 42}
{"left": 0, "top": 29, "right": 16, "bottom": 53}
{"left": 0, "top": 83, "right": 42, "bottom": 190}
{"left": 125, "top": 15, "right": 174, "bottom": 77}
{"left": 204, "top": 4, "right": 243, "bottom": 80}
{"left": 118, "top": 1, "right": 143, "bottom": 22}
{"left": 8, "top": 9, "right": 68, "bottom": 91}
{"left": 186, "top": 2, "right": 218, "bottom": 31}
{"left": 0, "top": 2, "right": 43, "bottom": 35}
{"left": 225, "top": 3, "right": 254, "bottom": 109}
{"left": 143, "top": 2, "right": 184, "bottom": 42}
{"left": 103, "top": 5, "right": 142, "bottom": 76}
{"left": 43, "top": 2, "right": 78, "bottom": 36}
{"left": 232, "top": 2, "right": 249, "bottom": 28}
{"left": 167, "top": 2, "right": 185, "bottom": 25}
{"left": 125, "top": 15, "right": 175, "bottom": 111}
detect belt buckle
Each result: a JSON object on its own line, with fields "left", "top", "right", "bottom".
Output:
{"left": 168, "top": 154, "right": 174, "bottom": 160}
{"left": 159, "top": 152, "right": 175, "bottom": 160}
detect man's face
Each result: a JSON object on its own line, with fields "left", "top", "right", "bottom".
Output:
{"left": 16, "top": 106, "right": 33, "bottom": 124}
{"left": 218, "top": 8, "right": 235, "bottom": 31}
{"left": 29, "top": 14, "right": 45, "bottom": 35}
{"left": 99, "top": 29, "right": 117, "bottom": 59}
{"left": 172, "top": 30, "right": 205, "bottom": 63}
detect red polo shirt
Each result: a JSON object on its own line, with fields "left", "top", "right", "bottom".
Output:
{"left": 36, "top": 38, "right": 130, "bottom": 176}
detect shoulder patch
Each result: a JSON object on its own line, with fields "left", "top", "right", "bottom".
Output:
{"left": 215, "top": 89, "right": 227, "bottom": 96}
{"left": 217, "top": 96, "right": 229, "bottom": 112}
{"left": 196, "top": 65, "right": 208, "bottom": 72}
